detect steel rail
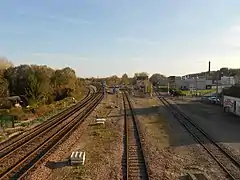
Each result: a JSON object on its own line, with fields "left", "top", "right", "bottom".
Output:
{"left": 0, "top": 87, "right": 93, "bottom": 152}
{"left": 123, "top": 91, "right": 149, "bottom": 180}
{"left": 155, "top": 91, "right": 240, "bottom": 180}
{"left": 0, "top": 92, "right": 103, "bottom": 180}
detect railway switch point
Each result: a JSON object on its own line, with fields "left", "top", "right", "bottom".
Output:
{"left": 70, "top": 151, "right": 86, "bottom": 166}
{"left": 95, "top": 118, "right": 106, "bottom": 124}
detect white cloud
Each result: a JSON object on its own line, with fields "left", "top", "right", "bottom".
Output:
{"left": 115, "top": 37, "right": 159, "bottom": 45}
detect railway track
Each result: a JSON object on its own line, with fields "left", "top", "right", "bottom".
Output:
{"left": 0, "top": 87, "right": 93, "bottom": 151}
{"left": 123, "top": 91, "right": 149, "bottom": 180}
{"left": 156, "top": 92, "right": 240, "bottom": 180}
{"left": 0, "top": 88, "right": 103, "bottom": 180}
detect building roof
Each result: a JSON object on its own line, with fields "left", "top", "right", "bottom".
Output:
{"left": 223, "top": 85, "right": 240, "bottom": 98}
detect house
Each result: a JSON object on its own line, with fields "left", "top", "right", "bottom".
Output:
{"left": 223, "top": 85, "right": 240, "bottom": 116}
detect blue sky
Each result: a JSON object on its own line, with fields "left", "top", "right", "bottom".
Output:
{"left": 1, "top": 0, "right": 240, "bottom": 77}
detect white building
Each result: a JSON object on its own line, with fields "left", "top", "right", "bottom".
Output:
{"left": 223, "top": 86, "right": 240, "bottom": 116}
{"left": 223, "top": 96, "right": 240, "bottom": 116}
{"left": 220, "top": 76, "right": 236, "bottom": 86}
{"left": 175, "top": 77, "right": 213, "bottom": 90}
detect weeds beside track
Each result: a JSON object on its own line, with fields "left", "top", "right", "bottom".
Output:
{"left": 0, "top": 88, "right": 103, "bottom": 180}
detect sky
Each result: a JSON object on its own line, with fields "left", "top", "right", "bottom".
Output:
{"left": 1, "top": 0, "right": 240, "bottom": 77}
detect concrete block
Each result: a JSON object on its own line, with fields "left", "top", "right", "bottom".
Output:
{"left": 70, "top": 151, "right": 85, "bottom": 165}
{"left": 95, "top": 118, "right": 106, "bottom": 124}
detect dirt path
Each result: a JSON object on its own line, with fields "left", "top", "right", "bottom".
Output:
{"left": 132, "top": 95, "right": 227, "bottom": 180}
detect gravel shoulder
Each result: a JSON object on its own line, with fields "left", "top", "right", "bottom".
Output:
{"left": 132, "top": 95, "right": 227, "bottom": 180}
{"left": 26, "top": 93, "right": 124, "bottom": 180}
{"left": 170, "top": 97, "right": 240, "bottom": 161}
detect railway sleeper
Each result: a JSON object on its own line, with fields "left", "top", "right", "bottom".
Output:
{"left": 129, "top": 164, "right": 147, "bottom": 169}
{"left": 128, "top": 156, "right": 143, "bottom": 160}
{"left": 128, "top": 153, "right": 143, "bottom": 157}
{"left": 128, "top": 145, "right": 140, "bottom": 149}
{"left": 128, "top": 163, "right": 145, "bottom": 167}
{"left": 128, "top": 159, "right": 145, "bottom": 163}
{"left": 128, "top": 172, "right": 148, "bottom": 179}
{"left": 128, "top": 169, "right": 144, "bottom": 175}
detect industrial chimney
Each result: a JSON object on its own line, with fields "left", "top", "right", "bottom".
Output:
{"left": 208, "top": 61, "right": 211, "bottom": 75}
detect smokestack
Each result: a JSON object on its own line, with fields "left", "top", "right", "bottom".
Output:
{"left": 208, "top": 61, "right": 211, "bottom": 75}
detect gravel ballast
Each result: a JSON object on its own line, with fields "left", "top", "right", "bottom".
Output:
{"left": 132, "top": 95, "right": 228, "bottom": 180}
{"left": 170, "top": 97, "right": 240, "bottom": 163}
{"left": 26, "top": 94, "right": 124, "bottom": 180}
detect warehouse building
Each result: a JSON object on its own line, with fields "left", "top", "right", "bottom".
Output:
{"left": 175, "top": 77, "right": 213, "bottom": 90}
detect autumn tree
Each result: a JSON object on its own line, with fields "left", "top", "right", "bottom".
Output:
{"left": 0, "top": 57, "right": 13, "bottom": 69}
{"left": 51, "top": 67, "right": 77, "bottom": 100}
{"left": 132, "top": 72, "right": 149, "bottom": 85}
{"left": 0, "top": 76, "right": 8, "bottom": 97}
{"left": 134, "top": 72, "right": 149, "bottom": 78}
{"left": 106, "top": 75, "right": 120, "bottom": 86}
{"left": 149, "top": 73, "right": 167, "bottom": 86}
{"left": 4, "top": 65, "right": 32, "bottom": 96}
{"left": 121, "top": 73, "right": 129, "bottom": 85}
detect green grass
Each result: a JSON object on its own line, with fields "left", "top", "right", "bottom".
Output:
{"left": 181, "top": 89, "right": 216, "bottom": 96}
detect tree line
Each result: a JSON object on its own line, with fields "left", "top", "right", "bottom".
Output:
{"left": 90, "top": 72, "right": 167, "bottom": 86}
{"left": 0, "top": 57, "right": 168, "bottom": 106}
{"left": 0, "top": 58, "right": 85, "bottom": 108}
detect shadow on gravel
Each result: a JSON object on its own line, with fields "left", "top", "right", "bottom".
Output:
{"left": 172, "top": 101, "right": 240, "bottom": 146}
{"left": 88, "top": 123, "right": 100, "bottom": 126}
{"left": 133, "top": 106, "right": 159, "bottom": 116}
{"left": 130, "top": 99, "right": 240, "bottom": 148}
{"left": 45, "top": 160, "right": 70, "bottom": 169}
{"left": 179, "top": 173, "right": 209, "bottom": 180}
{"left": 107, "top": 114, "right": 124, "bottom": 118}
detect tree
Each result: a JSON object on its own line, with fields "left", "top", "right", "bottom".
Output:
{"left": 134, "top": 72, "right": 149, "bottom": 78}
{"left": 51, "top": 67, "right": 77, "bottom": 100}
{"left": 25, "top": 70, "right": 39, "bottom": 102}
{"left": 121, "top": 73, "right": 129, "bottom": 85}
{"left": 106, "top": 75, "right": 120, "bottom": 86}
{"left": 149, "top": 73, "right": 167, "bottom": 86}
{"left": 0, "top": 57, "right": 13, "bottom": 69}
{"left": 0, "top": 78, "right": 9, "bottom": 98}
{"left": 4, "top": 65, "right": 32, "bottom": 96}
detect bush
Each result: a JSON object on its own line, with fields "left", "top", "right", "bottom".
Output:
{"left": 0, "top": 99, "right": 12, "bottom": 109}
{"left": 9, "top": 108, "right": 25, "bottom": 121}
{"left": 35, "top": 105, "right": 51, "bottom": 116}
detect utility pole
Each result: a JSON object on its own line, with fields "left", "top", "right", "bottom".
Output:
{"left": 216, "top": 71, "right": 219, "bottom": 94}
{"left": 167, "top": 82, "right": 169, "bottom": 95}
{"left": 196, "top": 76, "right": 198, "bottom": 96}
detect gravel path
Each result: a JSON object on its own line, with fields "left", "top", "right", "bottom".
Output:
{"left": 25, "top": 94, "right": 123, "bottom": 180}
{"left": 170, "top": 97, "right": 240, "bottom": 162}
{"left": 132, "top": 96, "right": 228, "bottom": 180}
